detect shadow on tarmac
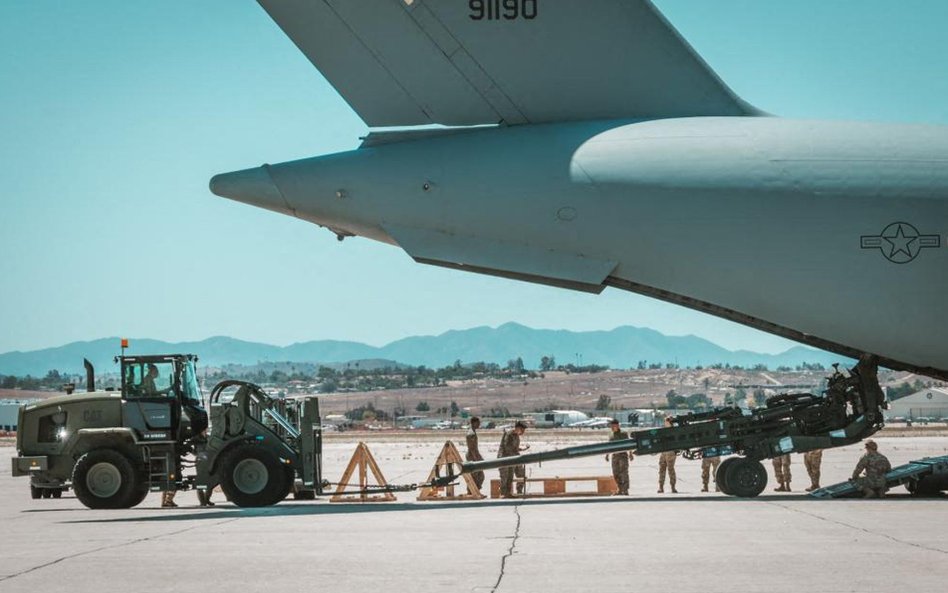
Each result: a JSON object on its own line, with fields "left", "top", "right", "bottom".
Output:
{"left": 49, "top": 492, "right": 898, "bottom": 524}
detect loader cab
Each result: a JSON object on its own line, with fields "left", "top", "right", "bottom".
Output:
{"left": 120, "top": 355, "right": 207, "bottom": 443}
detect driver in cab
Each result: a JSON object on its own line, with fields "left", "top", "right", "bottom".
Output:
{"left": 140, "top": 364, "right": 170, "bottom": 397}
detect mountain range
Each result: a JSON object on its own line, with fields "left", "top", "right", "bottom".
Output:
{"left": 0, "top": 323, "right": 851, "bottom": 377}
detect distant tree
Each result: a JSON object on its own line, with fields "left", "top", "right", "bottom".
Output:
{"left": 752, "top": 364, "right": 768, "bottom": 371}
{"left": 637, "top": 360, "right": 647, "bottom": 370}
{"left": 665, "top": 389, "right": 686, "bottom": 408}
{"left": 734, "top": 387, "right": 747, "bottom": 405}
{"left": 776, "top": 366, "right": 792, "bottom": 372}
{"left": 507, "top": 357, "right": 525, "bottom": 374}
{"left": 686, "top": 393, "right": 709, "bottom": 409}
{"left": 540, "top": 356, "right": 556, "bottom": 372}
{"left": 450, "top": 401, "right": 460, "bottom": 417}
{"left": 1, "top": 375, "right": 16, "bottom": 389}
{"left": 415, "top": 401, "right": 430, "bottom": 412}
{"left": 702, "top": 377, "right": 711, "bottom": 392}
{"left": 596, "top": 394, "right": 612, "bottom": 410}
{"left": 753, "top": 389, "right": 768, "bottom": 407}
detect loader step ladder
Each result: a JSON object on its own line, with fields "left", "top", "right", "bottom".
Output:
{"left": 144, "top": 446, "right": 175, "bottom": 491}
{"left": 809, "top": 454, "right": 948, "bottom": 498}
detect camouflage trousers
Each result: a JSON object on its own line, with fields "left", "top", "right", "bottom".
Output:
{"left": 854, "top": 477, "right": 887, "bottom": 498}
{"left": 499, "top": 465, "right": 526, "bottom": 496}
{"left": 803, "top": 450, "right": 823, "bottom": 487}
{"left": 701, "top": 457, "right": 721, "bottom": 489}
{"left": 772, "top": 455, "right": 791, "bottom": 484}
{"left": 471, "top": 469, "right": 485, "bottom": 491}
{"left": 612, "top": 452, "right": 630, "bottom": 494}
{"left": 659, "top": 454, "right": 677, "bottom": 489}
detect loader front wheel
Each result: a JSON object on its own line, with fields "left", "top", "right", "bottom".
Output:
{"left": 220, "top": 446, "right": 291, "bottom": 507}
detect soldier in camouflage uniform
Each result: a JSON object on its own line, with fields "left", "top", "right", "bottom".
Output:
{"left": 772, "top": 454, "right": 792, "bottom": 492}
{"left": 658, "top": 417, "right": 678, "bottom": 493}
{"left": 605, "top": 419, "right": 631, "bottom": 495}
{"left": 465, "top": 417, "right": 485, "bottom": 491}
{"left": 700, "top": 456, "right": 721, "bottom": 492}
{"left": 498, "top": 421, "right": 528, "bottom": 497}
{"left": 803, "top": 449, "right": 823, "bottom": 491}
{"left": 851, "top": 440, "right": 891, "bottom": 498}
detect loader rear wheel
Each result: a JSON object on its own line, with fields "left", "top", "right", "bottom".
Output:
{"left": 715, "top": 458, "right": 740, "bottom": 495}
{"left": 725, "top": 458, "right": 768, "bottom": 498}
{"left": 72, "top": 449, "right": 145, "bottom": 509}
{"left": 220, "top": 446, "right": 291, "bottom": 507}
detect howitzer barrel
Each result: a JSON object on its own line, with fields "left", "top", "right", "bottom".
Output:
{"left": 461, "top": 437, "right": 639, "bottom": 475}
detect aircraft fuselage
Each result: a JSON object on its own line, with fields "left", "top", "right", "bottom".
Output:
{"left": 211, "top": 117, "right": 948, "bottom": 379}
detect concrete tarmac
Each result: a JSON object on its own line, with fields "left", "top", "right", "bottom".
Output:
{"left": 1, "top": 436, "right": 946, "bottom": 593}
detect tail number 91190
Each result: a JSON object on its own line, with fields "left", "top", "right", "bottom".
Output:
{"left": 469, "top": 0, "right": 537, "bottom": 21}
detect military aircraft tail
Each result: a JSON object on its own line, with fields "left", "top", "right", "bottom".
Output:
{"left": 257, "top": 0, "right": 759, "bottom": 127}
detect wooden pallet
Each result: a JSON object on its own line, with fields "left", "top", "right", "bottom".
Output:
{"left": 417, "top": 441, "right": 486, "bottom": 501}
{"left": 490, "top": 475, "right": 618, "bottom": 499}
{"left": 330, "top": 442, "right": 397, "bottom": 503}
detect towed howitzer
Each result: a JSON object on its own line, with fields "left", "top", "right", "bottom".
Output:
{"left": 434, "top": 356, "right": 886, "bottom": 497}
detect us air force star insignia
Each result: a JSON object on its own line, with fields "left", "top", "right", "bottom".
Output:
{"left": 860, "top": 222, "right": 941, "bottom": 264}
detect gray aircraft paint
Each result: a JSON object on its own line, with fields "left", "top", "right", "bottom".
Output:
{"left": 210, "top": 1, "right": 948, "bottom": 380}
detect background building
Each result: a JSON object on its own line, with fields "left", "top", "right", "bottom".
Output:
{"left": 885, "top": 388, "right": 948, "bottom": 421}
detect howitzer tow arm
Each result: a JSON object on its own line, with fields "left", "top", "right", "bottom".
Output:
{"left": 432, "top": 356, "right": 887, "bottom": 497}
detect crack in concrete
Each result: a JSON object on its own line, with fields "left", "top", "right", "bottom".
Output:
{"left": 0, "top": 517, "right": 240, "bottom": 584}
{"left": 767, "top": 502, "right": 948, "bottom": 555}
{"left": 489, "top": 502, "right": 522, "bottom": 593}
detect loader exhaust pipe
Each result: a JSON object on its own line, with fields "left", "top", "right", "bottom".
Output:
{"left": 84, "top": 358, "right": 95, "bottom": 392}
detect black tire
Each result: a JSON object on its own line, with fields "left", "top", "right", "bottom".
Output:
{"left": 30, "top": 485, "right": 42, "bottom": 500}
{"left": 51, "top": 489, "right": 63, "bottom": 499}
{"left": 715, "top": 458, "right": 740, "bottom": 495}
{"left": 293, "top": 489, "right": 316, "bottom": 500}
{"left": 72, "top": 449, "right": 145, "bottom": 509}
{"left": 726, "top": 458, "right": 768, "bottom": 498}
{"left": 219, "top": 445, "right": 291, "bottom": 507}
{"left": 41, "top": 488, "right": 52, "bottom": 499}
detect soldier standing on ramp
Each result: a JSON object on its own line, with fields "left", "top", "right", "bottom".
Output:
{"left": 465, "top": 417, "right": 485, "bottom": 491}
{"left": 498, "top": 421, "right": 529, "bottom": 497}
{"left": 851, "top": 440, "right": 892, "bottom": 498}
{"left": 772, "top": 454, "right": 792, "bottom": 491}
{"left": 803, "top": 449, "right": 823, "bottom": 491}
{"left": 605, "top": 419, "right": 631, "bottom": 495}
{"left": 701, "top": 455, "right": 721, "bottom": 492}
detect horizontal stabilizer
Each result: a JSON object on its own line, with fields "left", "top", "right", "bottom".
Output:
{"left": 384, "top": 225, "right": 617, "bottom": 293}
{"left": 258, "top": 0, "right": 757, "bottom": 127}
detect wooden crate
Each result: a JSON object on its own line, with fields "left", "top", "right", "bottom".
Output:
{"left": 489, "top": 475, "right": 617, "bottom": 498}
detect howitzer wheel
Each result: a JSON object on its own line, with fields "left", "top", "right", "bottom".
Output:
{"left": 220, "top": 445, "right": 292, "bottom": 507}
{"left": 725, "top": 458, "right": 768, "bottom": 498}
{"left": 715, "top": 458, "right": 740, "bottom": 495}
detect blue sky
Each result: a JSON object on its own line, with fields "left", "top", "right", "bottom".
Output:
{"left": 1, "top": 1, "right": 946, "bottom": 355}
